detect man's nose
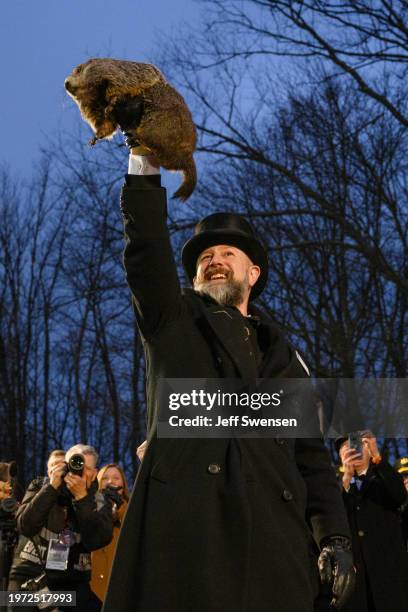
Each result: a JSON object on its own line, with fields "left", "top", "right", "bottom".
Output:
{"left": 209, "top": 253, "right": 225, "bottom": 266}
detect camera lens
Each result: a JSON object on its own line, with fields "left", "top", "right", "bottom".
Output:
{"left": 68, "top": 454, "right": 85, "bottom": 474}
{"left": 1, "top": 496, "right": 18, "bottom": 514}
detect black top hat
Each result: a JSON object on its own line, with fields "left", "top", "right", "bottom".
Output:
{"left": 395, "top": 457, "right": 408, "bottom": 474}
{"left": 182, "top": 213, "right": 268, "bottom": 300}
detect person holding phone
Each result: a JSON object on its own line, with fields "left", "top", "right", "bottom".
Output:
{"left": 336, "top": 432, "right": 408, "bottom": 611}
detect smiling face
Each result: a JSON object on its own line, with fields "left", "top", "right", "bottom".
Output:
{"left": 193, "top": 244, "right": 260, "bottom": 308}
{"left": 100, "top": 466, "right": 124, "bottom": 490}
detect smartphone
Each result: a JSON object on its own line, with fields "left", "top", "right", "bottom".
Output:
{"left": 348, "top": 432, "right": 363, "bottom": 455}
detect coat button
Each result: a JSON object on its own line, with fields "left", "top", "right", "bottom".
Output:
{"left": 207, "top": 463, "right": 221, "bottom": 475}
{"left": 275, "top": 437, "right": 285, "bottom": 445}
{"left": 356, "top": 506, "right": 360, "bottom": 510}
{"left": 282, "top": 489, "right": 293, "bottom": 501}
{"left": 358, "top": 530, "right": 364, "bottom": 537}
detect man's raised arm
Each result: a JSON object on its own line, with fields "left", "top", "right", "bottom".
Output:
{"left": 120, "top": 141, "right": 183, "bottom": 338}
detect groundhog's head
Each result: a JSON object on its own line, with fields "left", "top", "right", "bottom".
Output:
{"left": 65, "top": 58, "right": 163, "bottom": 141}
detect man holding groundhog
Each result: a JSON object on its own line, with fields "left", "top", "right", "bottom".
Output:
{"left": 103, "top": 99, "right": 355, "bottom": 612}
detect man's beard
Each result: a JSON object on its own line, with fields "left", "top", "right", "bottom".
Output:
{"left": 194, "top": 276, "right": 249, "bottom": 307}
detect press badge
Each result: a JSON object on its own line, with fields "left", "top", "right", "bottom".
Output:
{"left": 45, "top": 539, "right": 69, "bottom": 570}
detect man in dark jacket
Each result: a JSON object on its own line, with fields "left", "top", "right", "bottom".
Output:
{"left": 103, "top": 102, "right": 355, "bottom": 612}
{"left": 337, "top": 433, "right": 408, "bottom": 611}
{"left": 8, "top": 446, "right": 113, "bottom": 611}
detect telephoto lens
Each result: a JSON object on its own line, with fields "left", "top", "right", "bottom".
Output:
{"left": 67, "top": 453, "right": 85, "bottom": 476}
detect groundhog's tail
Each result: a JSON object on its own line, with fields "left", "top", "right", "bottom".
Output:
{"left": 172, "top": 157, "right": 197, "bottom": 202}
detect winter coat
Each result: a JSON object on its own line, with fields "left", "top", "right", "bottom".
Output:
{"left": 91, "top": 500, "right": 128, "bottom": 602}
{"left": 341, "top": 460, "right": 408, "bottom": 612}
{"left": 103, "top": 175, "right": 350, "bottom": 612}
{"left": 9, "top": 477, "right": 113, "bottom": 586}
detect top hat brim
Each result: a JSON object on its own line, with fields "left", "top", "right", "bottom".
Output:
{"left": 182, "top": 229, "right": 268, "bottom": 300}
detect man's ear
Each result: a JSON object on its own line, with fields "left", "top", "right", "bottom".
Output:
{"left": 248, "top": 265, "right": 261, "bottom": 287}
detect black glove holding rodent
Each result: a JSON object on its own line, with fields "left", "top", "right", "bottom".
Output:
{"left": 318, "top": 536, "right": 356, "bottom": 609}
{"left": 110, "top": 95, "right": 145, "bottom": 150}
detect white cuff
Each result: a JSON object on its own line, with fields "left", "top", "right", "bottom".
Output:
{"left": 128, "top": 154, "right": 160, "bottom": 176}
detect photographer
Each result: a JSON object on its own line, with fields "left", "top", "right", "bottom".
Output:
{"left": 337, "top": 431, "right": 408, "bottom": 611}
{"left": 1, "top": 462, "right": 20, "bottom": 606}
{"left": 8, "top": 446, "right": 113, "bottom": 611}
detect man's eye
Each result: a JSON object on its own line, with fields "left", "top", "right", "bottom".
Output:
{"left": 225, "top": 251, "right": 234, "bottom": 256}
{"left": 201, "top": 255, "right": 211, "bottom": 261}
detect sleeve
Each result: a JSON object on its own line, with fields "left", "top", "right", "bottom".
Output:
{"left": 295, "top": 437, "right": 351, "bottom": 546}
{"left": 16, "top": 479, "right": 59, "bottom": 537}
{"left": 289, "top": 355, "right": 351, "bottom": 546}
{"left": 374, "top": 459, "right": 407, "bottom": 509}
{"left": 120, "top": 174, "right": 183, "bottom": 338}
{"left": 73, "top": 487, "right": 114, "bottom": 551}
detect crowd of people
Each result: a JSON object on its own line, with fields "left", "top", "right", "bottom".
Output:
{"left": 1, "top": 434, "right": 408, "bottom": 611}
{"left": 0, "top": 444, "right": 139, "bottom": 612}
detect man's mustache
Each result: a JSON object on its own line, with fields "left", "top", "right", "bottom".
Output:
{"left": 203, "top": 266, "right": 232, "bottom": 281}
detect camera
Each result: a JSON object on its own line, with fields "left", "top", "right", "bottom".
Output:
{"left": 21, "top": 573, "right": 58, "bottom": 611}
{"left": 21, "top": 572, "right": 48, "bottom": 592}
{"left": 61, "top": 453, "right": 85, "bottom": 477}
{"left": 0, "top": 495, "right": 18, "bottom": 520}
{"left": 104, "top": 485, "right": 124, "bottom": 510}
{"left": 58, "top": 453, "right": 86, "bottom": 502}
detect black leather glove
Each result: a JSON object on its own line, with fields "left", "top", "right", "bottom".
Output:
{"left": 318, "top": 536, "right": 356, "bottom": 609}
{"left": 110, "top": 95, "right": 145, "bottom": 150}
{"left": 103, "top": 485, "right": 124, "bottom": 510}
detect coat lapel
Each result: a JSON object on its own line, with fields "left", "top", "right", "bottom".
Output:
{"left": 202, "top": 304, "right": 258, "bottom": 381}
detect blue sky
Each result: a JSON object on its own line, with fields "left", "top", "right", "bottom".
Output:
{"left": 0, "top": 0, "right": 201, "bottom": 173}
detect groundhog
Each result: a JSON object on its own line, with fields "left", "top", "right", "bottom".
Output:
{"left": 64, "top": 58, "right": 197, "bottom": 201}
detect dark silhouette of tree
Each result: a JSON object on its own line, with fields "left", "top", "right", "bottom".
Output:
{"left": 154, "top": 0, "right": 408, "bottom": 445}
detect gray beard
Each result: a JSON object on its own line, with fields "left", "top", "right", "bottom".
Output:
{"left": 194, "top": 278, "right": 248, "bottom": 307}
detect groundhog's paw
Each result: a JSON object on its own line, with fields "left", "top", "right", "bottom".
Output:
{"left": 94, "top": 119, "right": 117, "bottom": 140}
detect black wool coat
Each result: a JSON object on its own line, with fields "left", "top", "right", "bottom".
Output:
{"left": 103, "top": 175, "right": 350, "bottom": 612}
{"left": 340, "top": 461, "right": 408, "bottom": 612}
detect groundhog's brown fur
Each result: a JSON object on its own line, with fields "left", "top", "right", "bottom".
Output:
{"left": 65, "top": 58, "right": 197, "bottom": 201}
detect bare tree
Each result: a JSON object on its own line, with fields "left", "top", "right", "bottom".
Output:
{"left": 0, "top": 135, "right": 148, "bottom": 483}
{"left": 152, "top": 3, "right": 408, "bottom": 450}
{"left": 0, "top": 159, "right": 70, "bottom": 480}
